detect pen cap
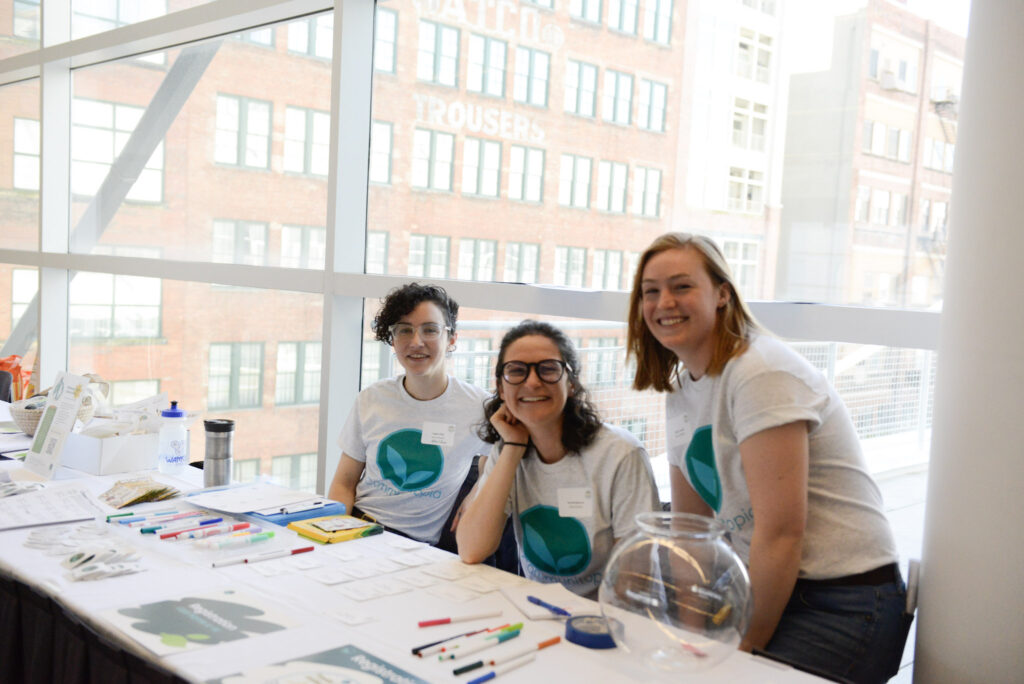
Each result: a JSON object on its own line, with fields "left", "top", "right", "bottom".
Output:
{"left": 203, "top": 419, "right": 234, "bottom": 487}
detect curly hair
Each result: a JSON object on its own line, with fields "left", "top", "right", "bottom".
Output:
{"left": 477, "top": 320, "right": 603, "bottom": 454}
{"left": 372, "top": 283, "right": 459, "bottom": 345}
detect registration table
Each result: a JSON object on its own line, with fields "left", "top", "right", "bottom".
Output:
{"left": 0, "top": 460, "right": 823, "bottom": 684}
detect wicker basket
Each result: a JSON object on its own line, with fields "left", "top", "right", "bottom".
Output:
{"left": 9, "top": 395, "right": 96, "bottom": 437}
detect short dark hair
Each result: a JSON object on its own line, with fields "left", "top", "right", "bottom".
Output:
{"left": 477, "top": 320, "right": 602, "bottom": 454}
{"left": 372, "top": 283, "right": 459, "bottom": 345}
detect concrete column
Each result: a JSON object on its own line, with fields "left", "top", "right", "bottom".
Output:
{"left": 915, "top": 0, "right": 1024, "bottom": 681}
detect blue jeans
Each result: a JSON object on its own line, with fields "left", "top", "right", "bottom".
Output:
{"left": 762, "top": 578, "right": 912, "bottom": 683}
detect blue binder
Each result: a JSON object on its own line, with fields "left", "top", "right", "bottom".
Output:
{"left": 249, "top": 500, "right": 347, "bottom": 527}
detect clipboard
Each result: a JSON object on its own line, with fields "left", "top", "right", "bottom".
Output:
{"left": 288, "top": 514, "right": 383, "bottom": 543}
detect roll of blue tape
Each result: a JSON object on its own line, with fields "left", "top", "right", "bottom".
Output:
{"left": 565, "top": 615, "right": 616, "bottom": 649}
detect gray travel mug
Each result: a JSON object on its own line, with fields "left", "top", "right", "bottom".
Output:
{"left": 203, "top": 419, "right": 235, "bottom": 488}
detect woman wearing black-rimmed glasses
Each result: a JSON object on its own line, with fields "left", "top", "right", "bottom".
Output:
{"left": 457, "top": 320, "right": 659, "bottom": 598}
{"left": 328, "top": 283, "right": 489, "bottom": 548}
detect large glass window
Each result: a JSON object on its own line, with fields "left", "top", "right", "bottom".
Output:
{"left": 369, "top": 121, "right": 393, "bottom": 184}
{"left": 643, "top": 0, "right": 673, "bottom": 45}
{"left": 597, "top": 161, "right": 628, "bottom": 213}
{"left": 504, "top": 243, "right": 540, "bottom": 283}
{"left": 570, "top": 0, "right": 603, "bottom": 24}
{"left": 288, "top": 14, "right": 333, "bottom": 59}
{"left": 374, "top": 8, "right": 397, "bottom": 73}
{"left": 213, "top": 220, "right": 267, "bottom": 265}
{"left": 633, "top": 166, "right": 661, "bottom": 217}
{"left": 408, "top": 235, "right": 450, "bottom": 278}
{"left": 555, "top": 246, "right": 587, "bottom": 287}
{"left": 281, "top": 225, "right": 326, "bottom": 269}
{"left": 69, "top": 248, "right": 161, "bottom": 339}
{"left": 609, "top": 0, "right": 639, "bottom": 34}
{"left": 458, "top": 239, "right": 497, "bottom": 281}
{"left": 71, "top": 99, "right": 164, "bottom": 201}
{"left": 208, "top": 342, "right": 264, "bottom": 410}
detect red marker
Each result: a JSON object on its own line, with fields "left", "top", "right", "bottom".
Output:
{"left": 211, "top": 546, "right": 315, "bottom": 568}
{"left": 418, "top": 610, "right": 502, "bottom": 628}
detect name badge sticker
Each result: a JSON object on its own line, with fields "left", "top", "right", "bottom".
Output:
{"left": 665, "top": 413, "right": 692, "bottom": 451}
{"left": 558, "top": 487, "right": 594, "bottom": 518}
{"left": 421, "top": 422, "right": 455, "bottom": 447}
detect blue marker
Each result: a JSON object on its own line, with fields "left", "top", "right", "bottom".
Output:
{"left": 526, "top": 595, "right": 571, "bottom": 617}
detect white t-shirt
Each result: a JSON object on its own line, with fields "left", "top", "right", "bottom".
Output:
{"left": 666, "top": 334, "right": 898, "bottom": 579}
{"left": 337, "top": 375, "right": 489, "bottom": 544}
{"left": 479, "top": 423, "right": 660, "bottom": 598}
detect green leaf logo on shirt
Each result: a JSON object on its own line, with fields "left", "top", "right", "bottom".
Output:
{"left": 519, "top": 505, "right": 591, "bottom": 576}
{"left": 376, "top": 429, "right": 443, "bottom": 491}
{"left": 685, "top": 425, "right": 721, "bottom": 512}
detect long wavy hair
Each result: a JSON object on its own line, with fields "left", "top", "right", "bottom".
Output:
{"left": 627, "top": 233, "right": 761, "bottom": 392}
{"left": 477, "top": 320, "right": 602, "bottom": 454}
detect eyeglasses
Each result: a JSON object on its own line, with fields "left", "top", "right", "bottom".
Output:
{"left": 499, "top": 359, "right": 569, "bottom": 385}
{"left": 388, "top": 322, "right": 450, "bottom": 342}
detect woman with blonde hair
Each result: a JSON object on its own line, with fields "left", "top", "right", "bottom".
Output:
{"left": 627, "top": 232, "right": 909, "bottom": 683}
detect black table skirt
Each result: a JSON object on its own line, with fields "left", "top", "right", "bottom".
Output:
{"left": 0, "top": 574, "right": 190, "bottom": 684}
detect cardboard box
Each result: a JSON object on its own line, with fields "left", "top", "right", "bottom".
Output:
{"left": 62, "top": 431, "right": 159, "bottom": 475}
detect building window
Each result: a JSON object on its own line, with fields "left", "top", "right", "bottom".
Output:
{"left": 411, "top": 129, "right": 455, "bottom": 191}
{"left": 504, "top": 242, "right": 540, "bottom": 283}
{"left": 559, "top": 154, "right": 592, "bottom": 208}
{"left": 932, "top": 201, "right": 948, "bottom": 235}
{"left": 109, "top": 380, "right": 160, "bottom": 406}
{"left": 408, "top": 235, "right": 450, "bottom": 278}
{"left": 723, "top": 239, "right": 759, "bottom": 298}
{"left": 586, "top": 337, "right": 618, "bottom": 386}
{"left": 417, "top": 20, "right": 459, "bottom": 87}
{"left": 276, "top": 341, "right": 321, "bottom": 405}
{"left": 513, "top": 47, "right": 550, "bottom": 107}
{"left": 11, "top": 269, "right": 36, "bottom": 323}
{"left": 284, "top": 107, "right": 329, "bottom": 176}
{"left": 597, "top": 160, "right": 628, "bottom": 213}
{"left": 234, "top": 27, "right": 274, "bottom": 47}
{"left": 72, "top": 0, "right": 165, "bottom": 38}
{"left": 871, "top": 189, "right": 890, "bottom": 225}
{"left": 633, "top": 166, "right": 661, "bottom": 217}
{"left": 281, "top": 225, "right": 326, "bottom": 269}
{"left": 643, "top": 0, "right": 673, "bottom": 45}
{"left": 855, "top": 185, "right": 871, "bottom": 222}
{"left": 869, "top": 37, "right": 919, "bottom": 93}
{"left": 13, "top": 0, "right": 40, "bottom": 39}
{"left": 453, "top": 338, "right": 493, "bottom": 389}
{"left": 214, "top": 94, "right": 271, "bottom": 170}
{"left": 213, "top": 220, "right": 267, "bottom": 265}
{"left": 742, "top": 0, "right": 775, "bottom": 14}
{"left": 361, "top": 339, "right": 390, "bottom": 385}
{"left": 272, "top": 453, "right": 317, "bottom": 491}
{"left": 234, "top": 459, "right": 260, "bottom": 483}
{"left": 13, "top": 118, "right": 39, "bottom": 191}
{"left": 458, "top": 238, "right": 497, "bottom": 281}
{"left": 727, "top": 167, "right": 762, "bottom": 214}
{"left": 555, "top": 246, "right": 587, "bottom": 287}
{"left": 208, "top": 342, "right": 264, "bottom": 410}
{"left": 524, "top": 0, "right": 554, "bottom": 7}
{"left": 638, "top": 79, "right": 667, "bottom": 132}
{"left": 565, "top": 60, "right": 598, "bottom": 117}
{"left": 71, "top": 98, "right": 164, "bottom": 202}
{"left": 508, "top": 145, "right": 545, "bottom": 202}
{"left": 864, "top": 120, "right": 911, "bottom": 162}
{"left": 69, "top": 246, "right": 162, "bottom": 339}
{"left": 287, "top": 14, "right": 333, "bottom": 59}
{"left": 366, "top": 231, "right": 389, "bottom": 274}
{"left": 592, "top": 250, "right": 623, "bottom": 289}
{"left": 462, "top": 137, "right": 502, "bottom": 198}
{"left": 609, "top": 0, "right": 639, "bottom": 33}
{"left": 891, "top": 193, "right": 908, "bottom": 227}
{"left": 375, "top": 7, "right": 397, "bottom": 73}
{"left": 924, "top": 137, "right": 955, "bottom": 173}
{"left": 602, "top": 70, "right": 633, "bottom": 125}
{"left": 570, "top": 0, "right": 602, "bottom": 23}
{"left": 468, "top": 34, "right": 507, "bottom": 97}
{"left": 918, "top": 198, "right": 931, "bottom": 233}
{"left": 369, "top": 121, "right": 393, "bottom": 184}
{"left": 732, "top": 98, "right": 767, "bottom": 151}
{"left": 737, "top": 28, "right": 772, "bottom": 83}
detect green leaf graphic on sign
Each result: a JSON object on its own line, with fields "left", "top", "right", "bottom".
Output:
{"left": 685, "top": 425, "right": 721, "bottom": 512}
{"left": 376, "top": 429, "right": 443, "bottom": 491}
{"left": 160, "top": 633, "right": 188, "bottom": 648}
{"left": 520, "top": 506, "right": 591, "bottom": 576}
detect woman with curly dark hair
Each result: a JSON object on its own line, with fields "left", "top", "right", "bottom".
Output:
{"left": 328, "top": 283, "right": 489, "bottom": 548}
{"left": 457, "top": 320, "right": 659, "bottom": 597}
